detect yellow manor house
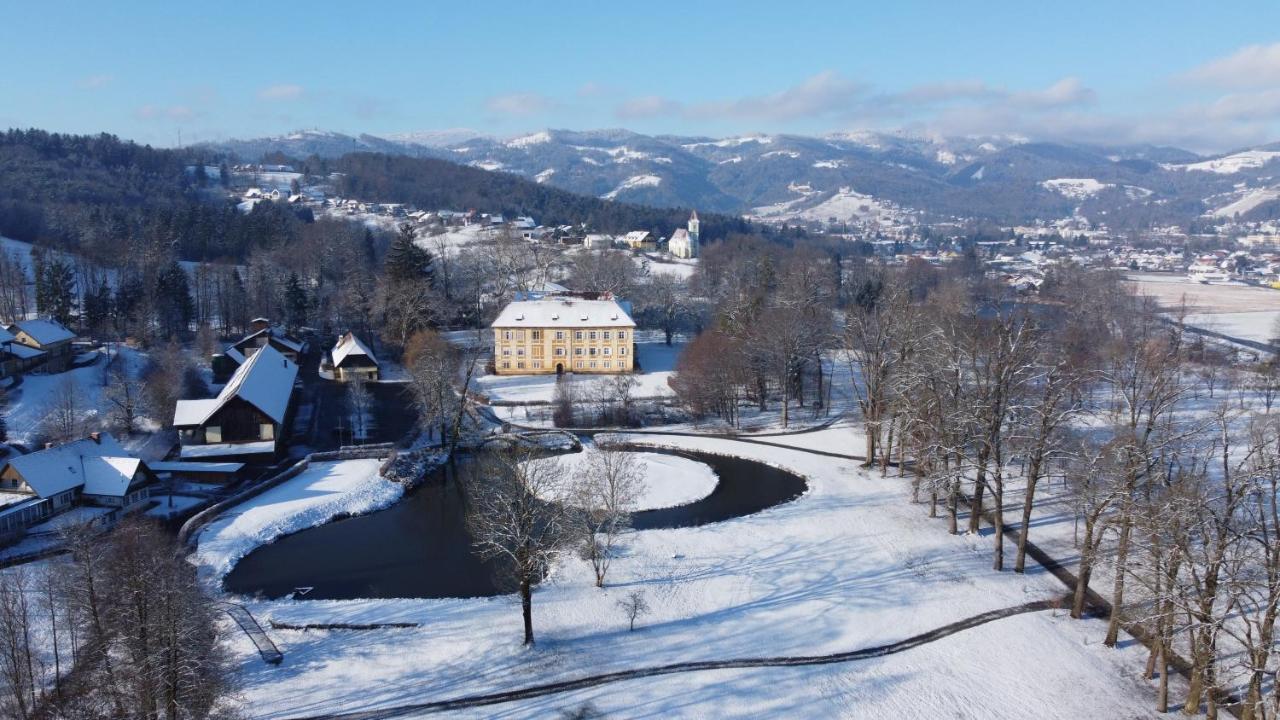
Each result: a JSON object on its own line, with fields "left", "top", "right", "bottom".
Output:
{"left": 491, "top": 294, "right": 636, "bottom": 375}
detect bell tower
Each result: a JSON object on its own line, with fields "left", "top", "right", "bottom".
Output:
{"left": 687, "top": 210, "right": 700, "bottom": 258}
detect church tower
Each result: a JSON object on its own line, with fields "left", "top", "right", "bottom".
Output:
{"left": 687, "top": 210, "right": 700, "bottom": 258}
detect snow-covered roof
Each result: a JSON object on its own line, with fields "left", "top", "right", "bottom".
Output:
{"left": 174, "top": 345, "right": 298, "bottom": 427}
{"left": 233, "top": 327, "right": 303, "bottom": 354}
{"left": 491, "top": 297, "right": 635, "bottom": 329}
{"left": 179, "top": 440, "right": 275, "bottom": 459}
{"left": 623, "top": 231, "right": 651, "bottom": 243}
{"left": 331, "top": 332, "right": 379, "bottom": 368}
{"left": 172, "top": 399, "right": 220, "bottom": 427}
{"left": 4, "top": 434, "right": 136, "bottom": 499}
{"left": 80, "top": 456, "right": 143, "bottom": 498}
{"left": 10, "top": 319, "right": 74, "bottom": 347}
{"left": 149, "top": 461, "right": 245, "bottom": 473}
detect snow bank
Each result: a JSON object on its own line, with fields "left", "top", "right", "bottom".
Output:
{"left": 528, "top": 451, "right": 719, "bottom": 511}
{"left": 194, "top": 459, "right": 399, "bottom": 583}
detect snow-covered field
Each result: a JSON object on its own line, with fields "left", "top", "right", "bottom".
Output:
{"left": 1040, "top": 177, "right": 1111, "bottom": 199}
{"left": 1210, "top": 187, "right": 1280, "bottom": 218}
{"left": 749, "top": 186, "right": 909, "bottom": 227}
{"left": 1184, "top": 310, "right": 1280, "bottom": 343}
{"left": 602, "top": 174, "right": 662, "bottom": 200}
{"left": 1176, "top": 150, "right": 1280, "bottom": 174}
{"left": 529, "top": 450, "right": 719, "bottom": 511}
{"left": 221, "top": 432, "right": 1170, "bottom": 719}
{"left": 194, "top": 458, "right": 397, "bottom": 583}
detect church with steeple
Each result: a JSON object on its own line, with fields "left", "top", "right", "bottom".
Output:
{"left": 668, "top": 210, "right": 700, "bottom": 259}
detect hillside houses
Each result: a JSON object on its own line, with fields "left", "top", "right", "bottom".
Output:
{"left": 0, "top": 433, "right": 157, "bottom": 543}
{"left": 175, "top": 345, "right": 299, "bottom": 461}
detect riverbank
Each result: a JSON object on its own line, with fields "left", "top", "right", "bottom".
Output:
{"left": 221, "top": 433, "right": 1173, "bottom": 719}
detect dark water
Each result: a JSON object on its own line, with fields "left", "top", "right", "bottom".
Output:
{"left": 222, "top": 449, "right": 806, "bottom": 601}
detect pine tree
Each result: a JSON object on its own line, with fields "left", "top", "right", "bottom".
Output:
{"left": 153, "top": 261, "right": 193, "bottom": 339}
{"left": 284, "top": 272, "right": 308, "bottom": 332}
{"left": 41, "top": 259, "right": 76, "bottom": 326}
{"left": 385, "top": 224, "right": 434, "bottom": 283}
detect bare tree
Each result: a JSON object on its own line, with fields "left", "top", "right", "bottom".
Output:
{"left": 617, "top": 589, "right": 650, "bottom": 632}
{"left": 105, "top": 357, "right": 146, "bottom": 435}
{"left": 569, "top": 447, "right": 646, "bottom": 587}
{"left": 40, "top": 376, "right": 83, "bottom": 445}
{"left": 405, "top": 329, "right": 478, "bottom": 451}
{"left": 465, "top": 447, "right": 571, "bottom": 645}
{"left": 346, "top": 373, "right": 373, "bottom": 443}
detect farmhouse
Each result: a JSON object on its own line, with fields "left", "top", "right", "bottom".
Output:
{"left": 226, "top": 320, "right": 304, "bottom": 365}
{"left": 324, "top": 332, "right": 380, "bottom": 382}
{"left": 0, "top": 433, "right": 157, "bottom": 543}
{"left": 8, "top": 318, "right": 75, "bottom": 372}
{"left": 174, "top": 344, "right": 298, "bottom": 461}
{"left": 0, "top": 327, "right": 46, "bottom": 378}
{"left": 491, "top": 294, "right": 635, "bottom": 375}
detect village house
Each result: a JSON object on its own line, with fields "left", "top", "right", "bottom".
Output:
{"left": 621, "top": 231, "right": 655, "bottom": 251}
{"left": 7, "top": 318, "right": 76, "bottom": 372}
{"left": 668, "top": 211, "right": 701, "bottom": 259}
{"left": 491, "top": 293, "right": 636, "bottom": 375}
{"left": 0, "top": 433, "right": 157, "bottom": 543}
{"left": 323, "top": 332, "right": 380, "bottom": 382}
{"left": 214, "top": 318, "right": 304, "bottom": 381}
{"left": 0, "top": 327, "right": 46, "bottom": 378}
{"left": 174, "top": 344, "right": 299, "bottom": 461}
{"left": 583, "top": 233, "right": 615, "bottom": 249}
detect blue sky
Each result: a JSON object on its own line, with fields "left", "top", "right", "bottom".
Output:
{"left": 3, "top": 1, "right": 1280, "bottom": 151}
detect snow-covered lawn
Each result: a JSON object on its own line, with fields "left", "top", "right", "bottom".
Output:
{"left": 4, "top": 346, "right": 154, "bottom": 446}
{"left": 194, "top": 458, "right": 397, "bottom": 583}
{"left": 529, "top": 451, "right": 719, "bottom": 511}
{"left": 474, "top": 338, "right": 684, "bottom": 405}
{"left": 224, "top": 433, "right": 1170, "bottom": 719}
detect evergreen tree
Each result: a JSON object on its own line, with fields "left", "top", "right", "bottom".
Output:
{"left": 153, "top": 261, "right": 193, "bottom": 338}
{"left": 39, "top": 258, "right": 76, "bottom": 326}
{"left": 384, "top": 224, "right": 434, "bottom": 283}
{"left": 284, "top": 272, "right": 309, "bottom": 332}
{"left": 83, "top": 280, "right": 113, "bottom": 335}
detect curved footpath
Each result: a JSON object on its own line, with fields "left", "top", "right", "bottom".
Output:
{"left": 282, "top": 597, "right": 1063, "bottom": 720}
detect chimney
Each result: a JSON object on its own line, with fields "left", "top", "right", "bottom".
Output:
{"left": 89, "top": 432, "right": 101, "bottom": 444}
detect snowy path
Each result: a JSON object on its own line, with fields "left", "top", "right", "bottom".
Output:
{"left": 280, "top": 597, "right": 1065, "bottom": 720}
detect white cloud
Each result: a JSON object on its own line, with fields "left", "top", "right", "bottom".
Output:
{"left": 688, "top": 71, "right": 864, "bottom": 121}
{"left": 615, "top": 95, "right": 682, "bottom": 120}
{"left": 1185, "top": 43, "right": 1280, "bottom": 88}
{"left": 1008, "top": 77, "right": 1095, "bottom": 109}
{"left": 1207, "top": 89, "right": 1280, "bottom": 121}
{"left": 485, "top": 92, "right": 555, "bottom": 117}
{"left": 258, "top": 84, "right": 304, "bottom": 101}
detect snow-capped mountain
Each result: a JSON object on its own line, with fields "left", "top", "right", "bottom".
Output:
{"left": 203, "top": 129, "right": 1280, "bottom": 224}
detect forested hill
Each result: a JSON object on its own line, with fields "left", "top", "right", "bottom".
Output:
{"left": 312, "top": 152, "right": 760, "bottom": 241}
{"left": 0, "top": 129, "right": 782, "bottom": 265}
{"left": 0, "top": 128, "right": 306, "bottom": 263}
